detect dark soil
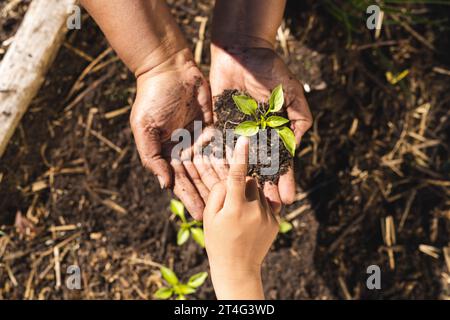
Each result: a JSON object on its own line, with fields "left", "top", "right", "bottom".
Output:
{"left": 0, "top": 0, "right": 449, "bottom": 300}
{"left": 0, "top": 0, "right": 31, "bottom": 61}
{"left": 213, "top": 89, "right": 291, "bottom": 184}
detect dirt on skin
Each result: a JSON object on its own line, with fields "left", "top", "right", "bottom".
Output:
{"left": 0, "top": 0, "right": 449, "bottom": 300}
{"left": 213, "top": 89, "right": 292, "bottom": 185}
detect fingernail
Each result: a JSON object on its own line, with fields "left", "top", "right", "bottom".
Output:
{"left": 157, "top": 176, "right": 166, "bottom": 189}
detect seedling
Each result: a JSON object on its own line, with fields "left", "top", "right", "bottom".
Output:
{"left": 154, "top": 266, "right": 208, "bottom": 300}
{"left": 170, "top": 199, "right": 205, "bottom": 248}
{"left": 232, "top": 84, "right": 296, "bottom": 156}
{"left": 279, "top": 219, "right": 293, "bottom": 234}
{"left": 386, "top": 69, "right": 409, "bottom": 85}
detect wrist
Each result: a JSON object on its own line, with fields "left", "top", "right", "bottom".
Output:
{"left": 210, "top": 260, "right": 262, "bottom": 279}
{"left": 134, "top": 47, "right": 195, "bottom": 79}
{"left": 210, "top": 43, "right": 276, "bottom": 72}
{"left": 210, "top": 265, "right": 264, "bottom": 300}
{"left": 211, "top": 40, "right": 277, "bottom": 57}
{"left": 211, "top": 0, "right": 284, "bottom": 50}
{"left": 211, "top": 34, "right": 274, "bottom": 52}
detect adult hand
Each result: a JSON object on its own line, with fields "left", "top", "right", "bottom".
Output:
{"left": 81, "top": 1, "right": 215, "bottom": 219}
{"left": 130, "top": 49, "right": 212, "bottom": 219}
{"left": 209, "top": 44, "right": 313, "bottom": 209}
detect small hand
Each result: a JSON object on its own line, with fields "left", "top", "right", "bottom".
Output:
{"left": 204, "top": 136, "right": 279, "bottom": 299}
{"left": 210, "top": 44, "right": 313, "bottom": 209}
{"left": 130, "top": 49, "right": 212, "bottom": 219}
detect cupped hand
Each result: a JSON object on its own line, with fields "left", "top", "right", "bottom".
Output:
{"left": 130, "top": 49, "right": 212, "bottom": 219}
{"left": 209, "top": 44, "right": 313, "bottom": 209}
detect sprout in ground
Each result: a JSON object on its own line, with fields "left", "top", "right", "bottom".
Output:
{"left": 232, "top": 84, "right": 296, "bottom": 156}
{"left": 154, "top": 266, "right": 208, "bottom": 300}
{"left": 170, "top": 199, "right": 205, "bottom": 248}
{"left": 279, "top": 219, "right": 293, "bottom": 234}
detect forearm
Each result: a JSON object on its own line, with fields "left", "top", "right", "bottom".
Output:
{"left": 80, "top": 0, "right": 189, "bottom": 76}
{"left": 210, "top": 266, "right": 265, "bottom": 300}
{"left": 212, "top": 0, "right": 286, "bottom": 48}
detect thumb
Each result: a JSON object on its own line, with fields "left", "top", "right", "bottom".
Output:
{"left": 133, "top": 125, "right": 172, "bottom": 189}
{"left": 226, "top": 136, "right": 249, "bottom": 202}
{"left": 196, "top": 77, "right": 213, "bottom": 126}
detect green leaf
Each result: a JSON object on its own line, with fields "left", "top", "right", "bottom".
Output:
{"left": 275, "top": 126, "right": 296, "bottom": 156}
{"left": 194, "top": 221, "right": 203, "bottom": 227}
{"left": 177, "top": 228, "right": 190, "bottom": 246}
{"left": 234, "top": 121, "right": 259, "bottom": 137}
{"left": 266, "top": 116, "right": 289, "bottom": 128}
{"left": 154, "top": 287, "right": 173, "bottom": 299}
{"left": 268, "top": 84, "right": 284, "bottom": 113}
{"left": 170, "top": 199, "right": 185, "bottom": 222}
{"left": 232, "top": 95, "right": 258, "bottom": 116}
{"left": 176, "top": 295, "right": 187, "bottom": 300}
{"left": 261, "top": 120, "right": 267, "bottom": 129}
{"left": 178, "top": 284, "right": 195, "bottom": 295}
{"left": 160, "top": 267, "right": 179, "bottom": 286}
{"left": 190, "top": 227, "right": 205, "bottom": 248}
{"left": 279, "top": 220, "right": 293, "bottom": 234}
{"left": 188, "top": 272, "right": 208, "bottom": 288}
{"left": 173, "top": 283, "right": 195, "bottom": 297}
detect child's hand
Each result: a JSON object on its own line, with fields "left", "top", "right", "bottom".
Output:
{"left": 203, "top": 137, "right": 279, "bottom": 299}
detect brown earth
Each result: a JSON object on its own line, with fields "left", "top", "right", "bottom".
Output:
{"left": 0, "top": 0, "right": 449, "bottom": 300}
{"left": 0, "top": 0, "right": 31, "bottom": 61}
{"left": 213, "top": 89, "right": 292, "bottom": 185}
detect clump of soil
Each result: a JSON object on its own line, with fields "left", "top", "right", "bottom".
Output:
{"left": 213, "top": 89, "right": 292, "bottom": 184}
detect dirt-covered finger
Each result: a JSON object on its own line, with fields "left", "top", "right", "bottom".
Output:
{"left": 263, "top": 182, "right": 282, "bottom": 215}
{"left": 171, "top": 161, "right": 205, "bottom": 220}
{"left": 132, "top": 125, "right": 172, "bottom": 189}
{"left": 278, "top": 164, "right": 295, "bottom": 205}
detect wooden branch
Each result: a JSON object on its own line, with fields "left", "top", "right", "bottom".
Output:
{"left": 0, "top": 0, "right": 77, "bottom": 157}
